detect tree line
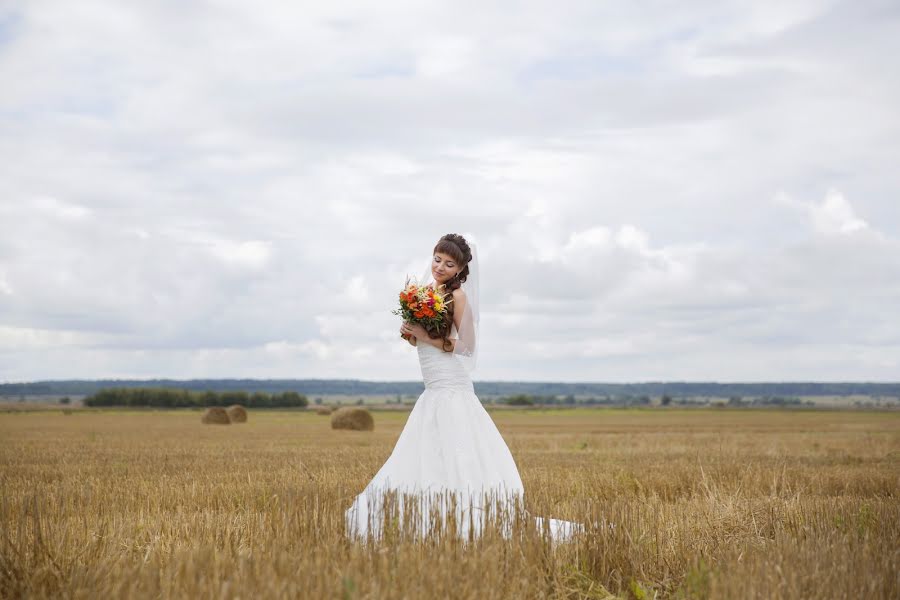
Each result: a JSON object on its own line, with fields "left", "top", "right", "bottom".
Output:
{"left": 496, "top": 394, "right": 814, "bottom": 407}
{"left": 83, "top": 387, "right": 308, "bottom": 408}
{"left": 4, "top": 379, "right": 899, "bottom": 398}
{"left": 499, "top": 394, "right": 654, "bottom": 406}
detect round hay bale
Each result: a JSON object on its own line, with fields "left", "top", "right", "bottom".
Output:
{"left": 201, "top": 407, "right": 231, "bottom": 425}
{"left": 315, "top": 406, "right": 333, "bottom": 416}
{"left": 226, "top": 404, "right": 248, "bottom": 423}
{"left": 330, "top": 407, "right": 374, "bottom": 431}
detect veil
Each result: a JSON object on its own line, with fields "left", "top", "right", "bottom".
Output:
{"left": 418, "top": 238, "right": 480, "bottom": 374}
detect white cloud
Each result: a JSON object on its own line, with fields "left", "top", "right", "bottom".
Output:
{"left": 775, "top": 189, "right": 870, "bottom": 235}
{"left": 415, "top": 35, "right": 476, "bottom": 79}
{"left": 1, "top": 0, "right": 899, "bottom": 382}
{"left": 209, "top": 240, "right": 273, "bottom": 269}
{"left": 29, "top": 196, "right": 93, "bottom": 220}
{"left": 341, "top": 275, "right": 372, "bottom": 308}
{"left": 0, "top": 325, "right": 102, "bottom": 349}
{"left": 810, "top": 190, "right": 869, "bottom": 235}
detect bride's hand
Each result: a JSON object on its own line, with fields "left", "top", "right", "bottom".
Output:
{"left": 401, "top": 322, "right": 427, "bottom": 339}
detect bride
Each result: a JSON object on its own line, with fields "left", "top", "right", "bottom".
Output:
{"left": 344, "top": 233, "right": 581, "bottom": 543}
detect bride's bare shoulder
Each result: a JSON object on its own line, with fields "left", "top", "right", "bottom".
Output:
{"left": 451, "top": 287, "right": 466, "bottom": 302}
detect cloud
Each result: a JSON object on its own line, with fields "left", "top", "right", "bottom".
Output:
{"left": 1, "top": 0, "right": 899, "bottom": 382}
{"left": 780, "top": 189, "right": 871, "bottom": 235}
{"left": 30, "top": 196, "right": 93, "bottom": 220}
{"left": 0, "top": 271, "right": 11, "bottom": 295}
{"left": 161, "top": 228, "right": 275, "bottom": 270}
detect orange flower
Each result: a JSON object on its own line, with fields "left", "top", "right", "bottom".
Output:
{"left": 414, "top": 311, "right": 424, "bottom": 318}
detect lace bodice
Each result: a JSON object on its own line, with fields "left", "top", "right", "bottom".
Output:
{"left": 416, "top": 324, "right": 473, "bottom": 392}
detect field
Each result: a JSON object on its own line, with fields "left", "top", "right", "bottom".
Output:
{"left": 1, "top": 407, "right": 898, "bottom": 599}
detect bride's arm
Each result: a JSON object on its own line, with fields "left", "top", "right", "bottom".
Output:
{"left": 411, "top": 288, "right": 465, "bottom": 352}
{"left": 401, "top": 289, "right": 465, "bottom": 351}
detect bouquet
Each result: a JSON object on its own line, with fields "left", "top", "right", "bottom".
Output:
{"left": 392, "top": 277, "right": 452, "bottom": 340}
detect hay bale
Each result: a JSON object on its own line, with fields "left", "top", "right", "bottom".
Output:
{"left": 226, "top": 404, "right": 248, "bottom": 423}
{"left": 315, "top": 406, "right": 333, "bottom": 416}
{"left": 201, "top": 407, "right": 231, "bottom": 425}
{"left": 330, "top": 407, "right": 374, "bottom": 431}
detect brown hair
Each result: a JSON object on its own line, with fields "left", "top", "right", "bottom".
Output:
{"left": 428, "top": 234, "right": 472, "bottom": 352}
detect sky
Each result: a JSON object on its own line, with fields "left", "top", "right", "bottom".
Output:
{"left": 1, "top": 0, "right": 899, "bottom": 383}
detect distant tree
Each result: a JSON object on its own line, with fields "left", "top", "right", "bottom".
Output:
{"left": 250, "top": 391, "right": 271, "bottom": 408}
{"left": 59, "top": 396, "right": 71, "bottom": 405}
{"left": 221, "top": 390, "right": 250, "bottom": 406}
{"left": 660, "top": 394, "right": 672, "bottom": 406}
{"left": 563, "top": 394, "right": 576, "bottom": 405}
{"left": 314, "top": 397, "right": 322, "bottom": 405}
{"left": 202, "top": 390, "right": 218, "bottom": 407}
{"left": 504, "top": 394, "right": 534, "bottom": 406}
{"left": 276, "top": 391, "right": 307, "bottom": 407}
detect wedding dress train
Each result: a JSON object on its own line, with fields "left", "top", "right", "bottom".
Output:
{"left": 345, "top": 331, "right": 582, "bottom": 543}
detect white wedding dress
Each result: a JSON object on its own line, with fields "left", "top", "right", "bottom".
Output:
{"left": 345, "top": 325, "right": 581, "bottom": 543}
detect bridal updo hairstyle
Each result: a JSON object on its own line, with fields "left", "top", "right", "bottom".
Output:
{"left": 431, "top": 233, "right": 472, "bottom": 352}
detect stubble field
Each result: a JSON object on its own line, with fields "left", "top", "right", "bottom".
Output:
{"left": 1, "top": 407, "right": 898, "bottom": 599}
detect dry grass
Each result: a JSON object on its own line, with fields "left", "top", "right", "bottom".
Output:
{"left": 0, "top": 408, "right": 897, "bottom": 599}
{"left": 0, "top": 402, "right": 71, "bottom": 413}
